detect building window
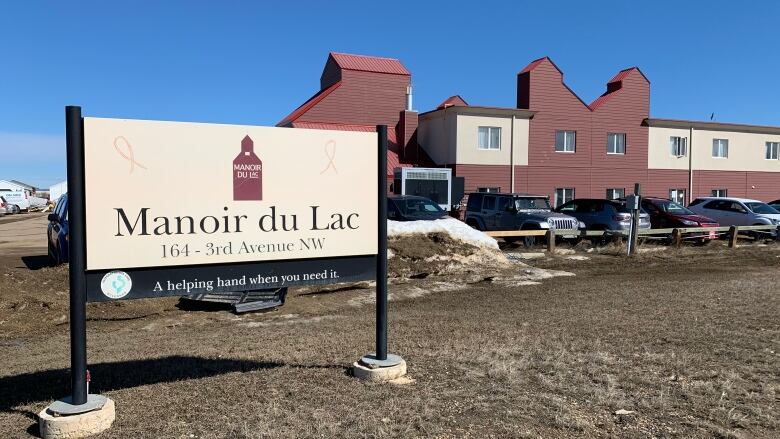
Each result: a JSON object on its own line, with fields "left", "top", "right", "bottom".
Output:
{"left": 477, "top": 187, "right": 501, "bottom": 193}
{"left": 554, "top": 188, "right": 575, "bottom": 208}
{"left": 669, "top": 188, "right": 686, "bottom": 205}
{"left": 711, "top": 189, "right": 728, "bottom": 197}
{"left": 477, "top": 127, "right": 501, "bottom": 150}
{"left": 766, "top": 142, "right": 780, "bottom": 160}
{"left": 607, "top": 133, "right": 626, "bottom": 154}
{"left": 606, "top": 188, "right": 625, "bottom": 200}
{"left": 712, "top": 139, "right": 729, "bottom": 158}
{"left": 670, "top": 136, "right": 687, "bottom": 157}
{"left": 555, "top": 130, "right": 576, "bottom": 152}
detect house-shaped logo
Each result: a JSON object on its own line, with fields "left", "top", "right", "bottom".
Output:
{"left": 233, "top": 135, "right": 263, "bottom": 201}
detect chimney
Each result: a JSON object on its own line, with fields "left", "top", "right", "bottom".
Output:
{"left": 397, "top": 109, "right": 418, "bottom": 161}
{"left": 406, "top": 84, "right": 413, "bottom": 111}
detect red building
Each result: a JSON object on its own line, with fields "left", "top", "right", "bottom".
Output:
{"left": 277, "top": 52, "right": 429, "bottom": 185}
{"left": 516, "top": 57, "right": 651, "bottom": 205}
{"left": 281, "top": 52, "right": 780, "bottom": 207}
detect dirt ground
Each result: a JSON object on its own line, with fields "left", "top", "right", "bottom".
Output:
{"left": 0, "top": 215, "right": 778, "bottom": 438}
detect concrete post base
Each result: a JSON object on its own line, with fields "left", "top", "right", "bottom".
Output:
{"left": 352, "top": 354, "right": 407, "bottom": 382}
{"left": 38, "top": 397, "right": 115, "bottom": 439}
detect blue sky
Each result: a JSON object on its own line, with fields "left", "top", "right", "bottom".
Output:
{"left": 2, "top": 1, "right": 779, "bottom": 188}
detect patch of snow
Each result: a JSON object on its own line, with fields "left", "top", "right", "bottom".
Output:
{"left": 505, "top": 252, "right": 546, "bottom": 260}
{"left": 637, "top": 247, "right": 666, "bottom": 254}
{"left": 388, "top": 218, "right": 498, "bottom": 250}
{"left": 566, "top": 255, "right": 590, "bottom": 261}
{"left": 240, "top": 315, "right": 340, "bottom": 328}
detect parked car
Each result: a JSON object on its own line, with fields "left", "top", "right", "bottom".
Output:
{"left": 0, "top": 190, "right": 28, "bottom": 212}
{"left": 47, "top": 194, "right": 69, "bottom": 265}
{"left": 768, "top": 199, "right": 780, "bottom": 211}
{"left": 464, "top": 192, "right": 582, "bottom": 247}
{"left": 688, "top": 197, "right": 780, "bottom": 236}
{"left": 641, "top": 197, "right": 719, "bottom": 242}
{"left": 1, "top": 196, "right": 17, "bottom": 214}
{"left": 0, "top": 198, "right": 6, "bottom": 216}
{"left": 387, "top": 195, "right": 449, "bottom": 221}
{"left": 555, "top": 198, "right": 651, "bottom": 234}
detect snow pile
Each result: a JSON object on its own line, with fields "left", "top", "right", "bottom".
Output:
{"left": 387, "top": 219, "right": 510, "bottom": 278}
{"left": 388, "top": 218, "right": 498, "bottom": 250}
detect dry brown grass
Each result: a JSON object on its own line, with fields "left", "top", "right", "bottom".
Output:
{"left": 0, "top": 232, "right": 779, "bottom": 438}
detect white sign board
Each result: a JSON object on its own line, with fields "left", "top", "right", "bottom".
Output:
{"left": 83, "top": 118, "right": 378, "bottom": 270}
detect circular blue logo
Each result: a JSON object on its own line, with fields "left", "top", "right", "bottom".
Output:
{"left": 100, "top": 271, "right": 132, "bottom": 299}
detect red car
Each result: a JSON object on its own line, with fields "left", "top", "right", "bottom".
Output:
{"left": 641, "top": 197, "right": 719, "bottom": 241}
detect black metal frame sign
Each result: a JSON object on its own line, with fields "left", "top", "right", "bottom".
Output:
{"left": 64, "top": 106, "right": 391, "bottom": 408}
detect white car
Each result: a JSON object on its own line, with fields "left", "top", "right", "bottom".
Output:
{"left": 688, "top": 197, "right": 780, "bottom": 230}
{"left": 1, "top": 196, "right": 17, "bottom": 214}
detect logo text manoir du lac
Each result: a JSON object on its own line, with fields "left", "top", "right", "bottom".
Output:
{"left": 233, "top": 135, "right": 262, "bottom": 201}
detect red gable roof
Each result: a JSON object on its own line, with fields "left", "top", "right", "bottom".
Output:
{"left": 608, "top": 67, "right": 649, "bottom": 84}
{"left": 590, "top": 67, "right": 650, "bottom": 110}
{"left": 329, "top": 52, "right": 410, "bottom": 76}
{"left": 519, "top": 56, "right": 563, "bottom": 75}
{"left": 437, "top": 95, "right": 468, "bottom": 109}
{"left": 276, "top": 81, "right": 341, "bottom": 126}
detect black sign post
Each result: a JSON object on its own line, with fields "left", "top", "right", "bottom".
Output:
{"left": 375, "top": 125, "right": 389, "bottom": 360}
{"left": 359, "top": 125, "right": 404, "bottom": 369}
{"left": 45, "top": 106, "right": 108, "bottom": 416}
{"left": 66, "top": 105, "right": 88, "bottom": 406}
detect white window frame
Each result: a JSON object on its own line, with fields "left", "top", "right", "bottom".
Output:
{"left": 670, "top": 136, "right": 687, "bottom": 157}
{"left": 555, "top": 130, "right": 576, "bottom": 153}
{"left": 606, "top": 188, "right": 625, "bottom": 200}
{"left": 477, "top": 126, "right": 501, "bottom": 150}
{"left": 712, "top": 139, "right": 729, "bottom": 158}
{"left": 554, "top": 188, "right": 575, "bottom": 208}
{"left": 765, "top": 142, "right": 780, "bottom": 160}
{"left": 669, "top": 188, "right": 686, "bottom": 205}
{"left": 607, "top": 133, "right": 626, "bottom": 155}
{"left": 477, "top": 187, "right": 501, "bottom": 193}
{"left": 711, "top": 189, "right": 728, "bottom": 197}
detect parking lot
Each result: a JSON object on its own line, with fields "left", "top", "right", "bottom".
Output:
{"left": 1, "top": 214, "right": 779, "bottom": 438}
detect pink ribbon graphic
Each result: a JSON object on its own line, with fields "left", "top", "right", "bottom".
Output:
{"left": 320, "top": 140, "right": 337, "bottom": 174}
{"left": 113, "top": 136, "right": 147, "bottom": 174}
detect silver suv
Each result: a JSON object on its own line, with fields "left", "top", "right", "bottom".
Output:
{"left": 688, "top": 197, "right": 780, "bottom": 230}
{"left": 464, "top": 193, "right": 581, "bottom": 246}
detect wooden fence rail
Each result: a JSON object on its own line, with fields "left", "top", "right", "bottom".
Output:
{"left": 485, "top": 224, "right": 780, "bottom": 251}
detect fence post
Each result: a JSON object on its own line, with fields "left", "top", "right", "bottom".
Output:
{"left": 546, "top": 229, "right": 555, "bottom": 254}
{"left": 728, "top": 226, "right": 738, "bottom": 248}
{"left": 626, "top": 183, "right": 641, "bottom": 256}
{"left": 672, "top": 229, "right": 682, "bottom": 248}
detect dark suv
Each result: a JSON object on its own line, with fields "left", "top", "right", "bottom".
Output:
{"left": 555, "top": 198, "right": 651, "bottom": 232}
{"left": 464, "top": 193, "right": 581, "bottom": 246}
